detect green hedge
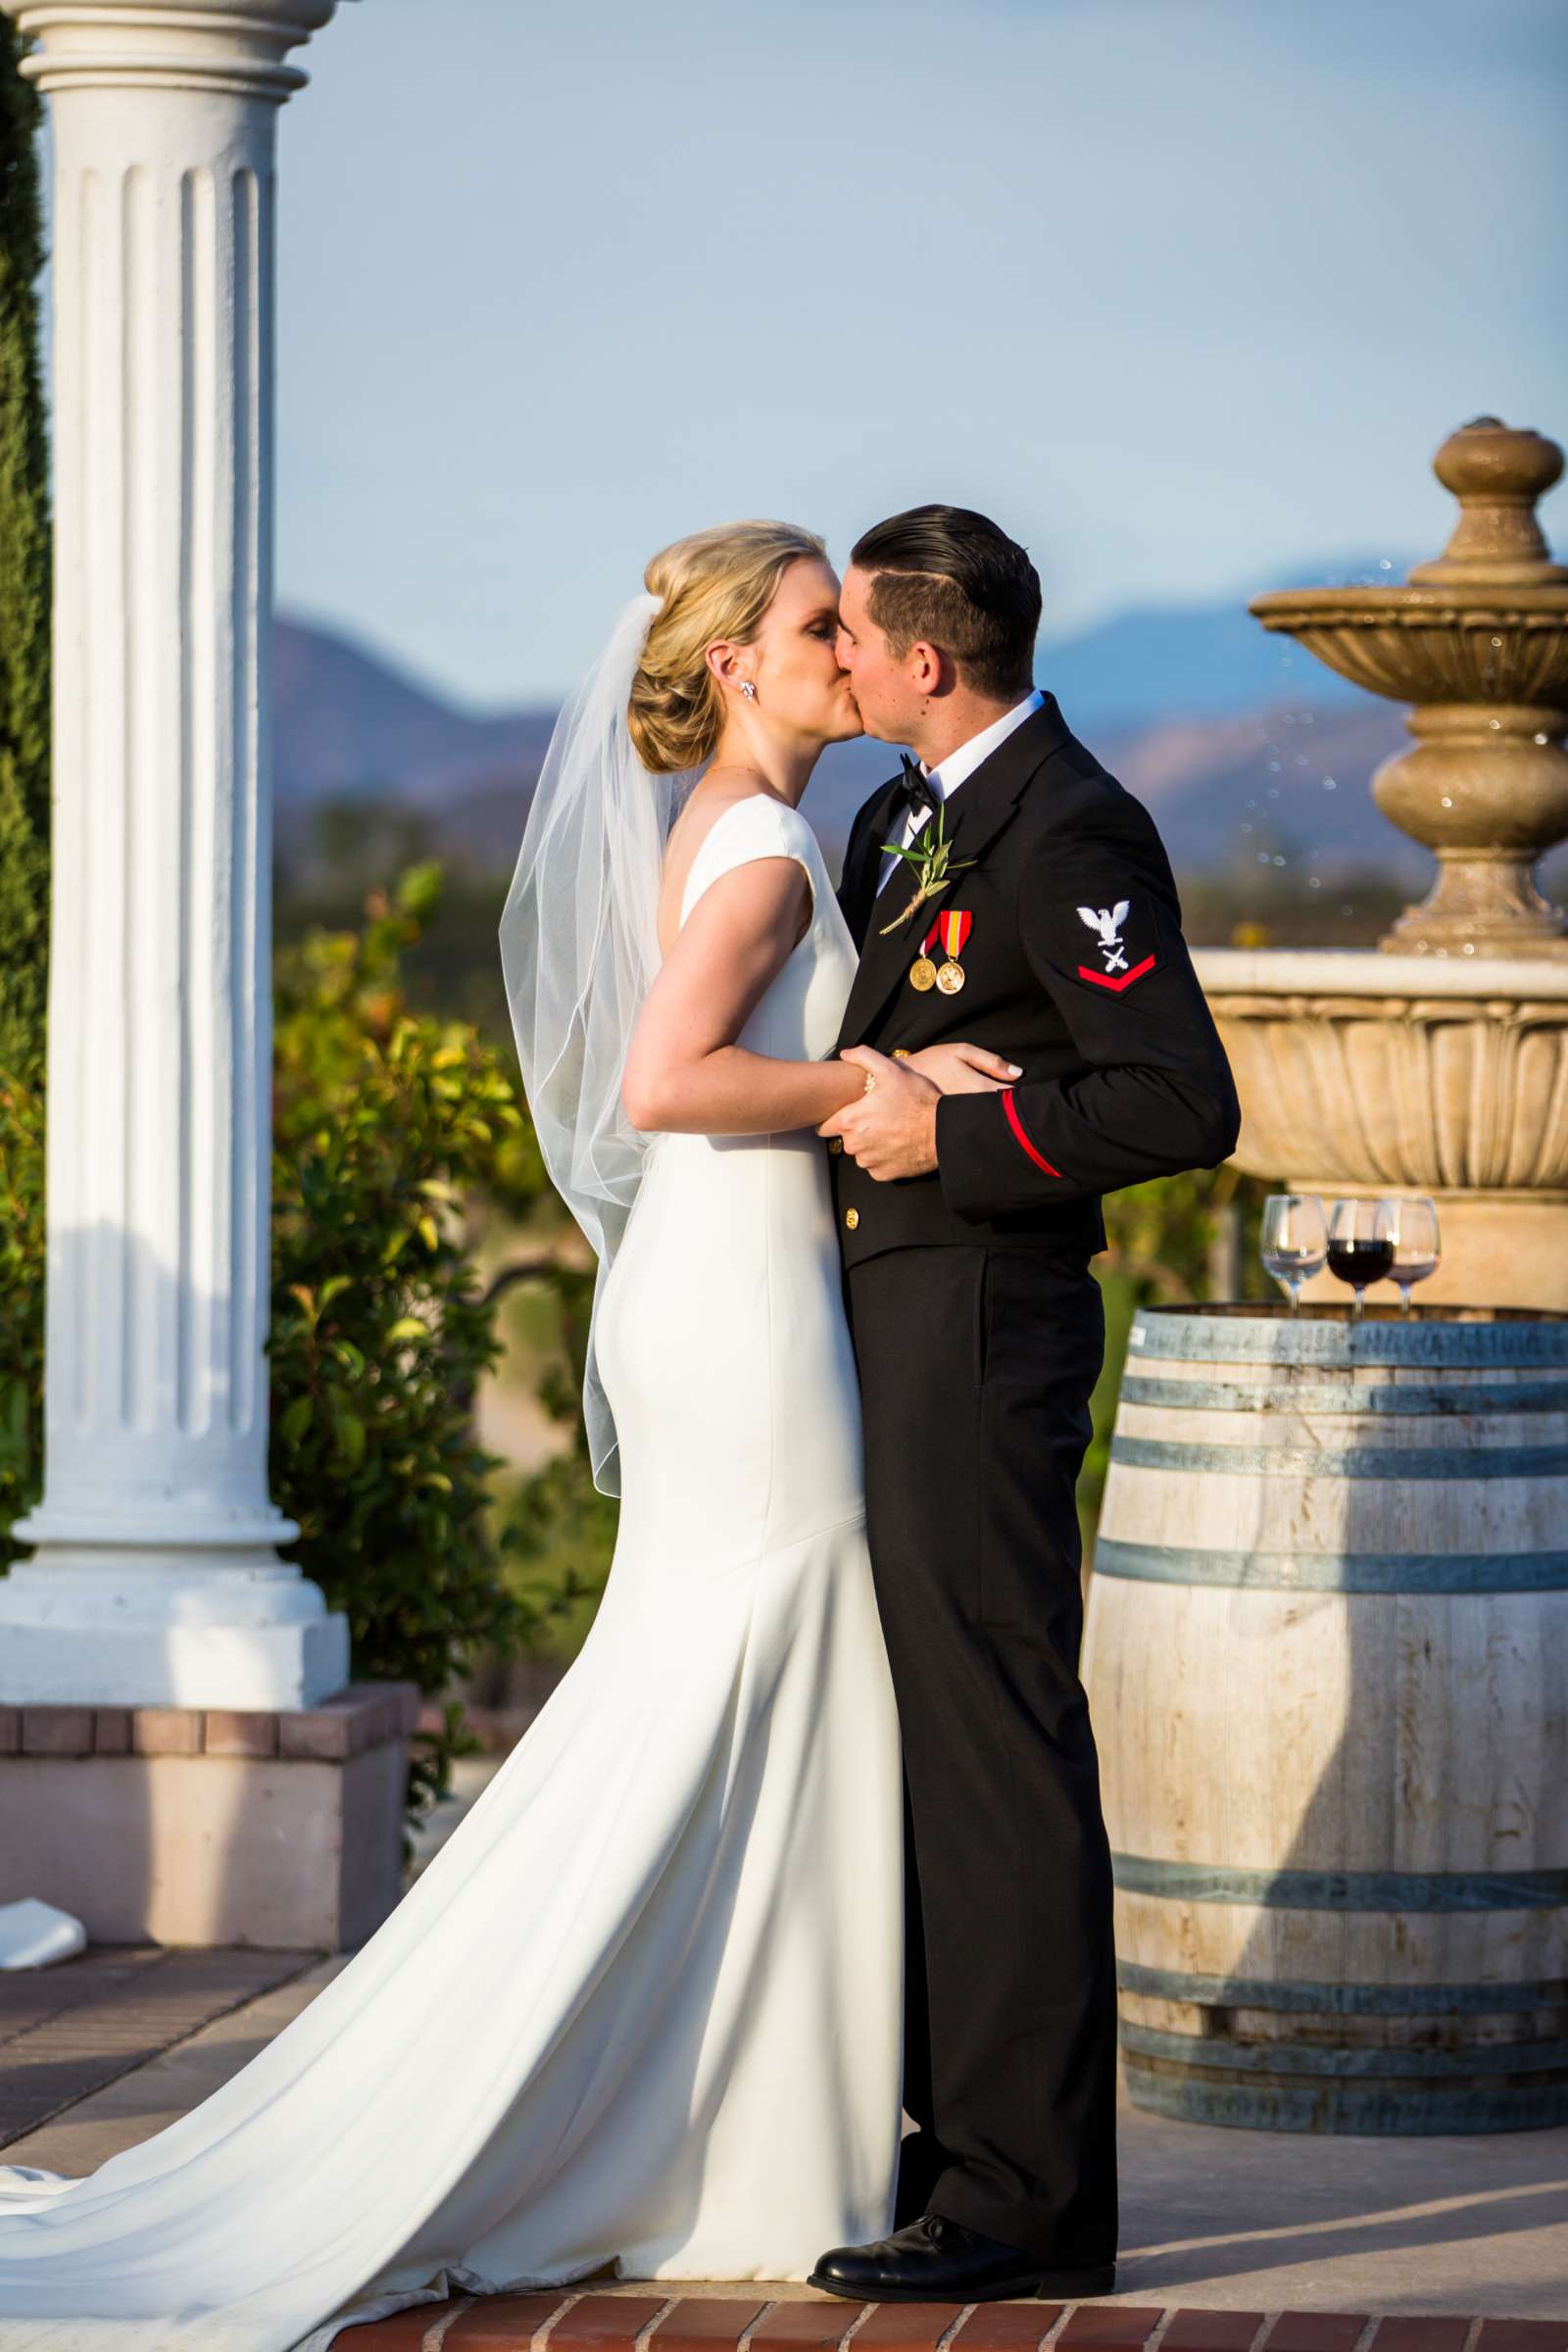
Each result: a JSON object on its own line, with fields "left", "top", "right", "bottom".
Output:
{"left": 0, "top": 18, "right": 51, "bottom": 1091}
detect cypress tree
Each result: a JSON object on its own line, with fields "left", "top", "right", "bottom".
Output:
{"left": 0, "top": 22, "right": 50, "bottom": 1088}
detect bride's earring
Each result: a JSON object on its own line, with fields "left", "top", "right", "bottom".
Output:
{"left": 740, "top": 681, "right": 757, "bottom": 701}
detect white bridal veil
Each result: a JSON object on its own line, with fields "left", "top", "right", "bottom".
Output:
{"left": 498, "top": 594, "right": 698, "bottom": 1495}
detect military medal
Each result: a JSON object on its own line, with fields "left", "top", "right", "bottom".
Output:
{"left": 910, "top": 906, "right": 972, "bottom": 992}
{"left": 932, "top": 908, "right": 972, "bottom": 995}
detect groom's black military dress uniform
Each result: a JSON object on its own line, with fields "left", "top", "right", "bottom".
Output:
{"left": 830, "top": 690, "right": 1239, "bottom": 2277}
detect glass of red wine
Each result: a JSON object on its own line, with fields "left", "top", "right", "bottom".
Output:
{"left": 1327, "top": 1198, "right": 1396, "bottom": 1319}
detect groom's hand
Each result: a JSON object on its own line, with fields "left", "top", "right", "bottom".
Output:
{"left": 818, "top": 1046, "right": 939, "bottom": 1180}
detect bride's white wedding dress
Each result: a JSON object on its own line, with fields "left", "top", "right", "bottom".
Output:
{"left": 0, "top": 794, "right": 905, "bottom": 2352}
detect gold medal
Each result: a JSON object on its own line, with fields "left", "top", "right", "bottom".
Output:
{"left": 908, "top": 956, "right": 938, "bottom": 992}
{"left": 917, "top": 908, "right": 973, "bottom": 999}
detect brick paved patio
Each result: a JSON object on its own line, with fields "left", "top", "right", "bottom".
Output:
{"left": 327, "top": 2291, "right": 1568, "bottom": 2352}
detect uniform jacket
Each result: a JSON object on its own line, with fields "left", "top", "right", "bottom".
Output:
{"left": 829, "top": 691, "right": 1240, "bottom": 1270}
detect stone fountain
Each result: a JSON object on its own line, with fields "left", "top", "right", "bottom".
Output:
{"left": 1192, "top": 417, "right": 1568, "bottom": 1307}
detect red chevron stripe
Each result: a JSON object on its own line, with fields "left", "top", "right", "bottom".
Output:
{"left": 1002, "top": 1089, "right": 1059, "bottom": 1178}
{"left": 1076, "top": 953, "right": 1156, "bottom": 994}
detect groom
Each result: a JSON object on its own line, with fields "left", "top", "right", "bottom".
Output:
{"left": 813, "top": 506, "right": 1239, "bottom": 2303}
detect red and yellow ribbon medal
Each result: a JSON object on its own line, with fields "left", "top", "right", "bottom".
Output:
{"left": 932, "top": 908, "right": 972, "bottom": 995}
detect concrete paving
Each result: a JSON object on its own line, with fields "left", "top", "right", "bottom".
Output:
{"left": 0, "top": 1942, "right": 327, "bottom": 2147}
{"left": 0, "top": 1955, "right": 352, "bottom": 2178}
{"left": 3, "top": 1955, "right": 1565, "bottom": 2319}
{"left": 1102, "top": 2106, "right": 1568, "bottom": 2318}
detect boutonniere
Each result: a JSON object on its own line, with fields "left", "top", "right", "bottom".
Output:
{"left": 877, "top": 801, "right": 977, "bottom": 936}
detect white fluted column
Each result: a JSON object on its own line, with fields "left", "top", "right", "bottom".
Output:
{"left": 0, "top": 0, "right": 354, "bottom": 1706}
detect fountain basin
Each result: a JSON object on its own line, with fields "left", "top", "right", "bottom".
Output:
{"left": 1194, "top": 948, "right": 1568, "bottom": 1307}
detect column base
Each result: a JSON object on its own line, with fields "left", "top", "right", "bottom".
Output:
{"left": 0, "top": 1549, "right": 350, "bottom": 1707}
{"left": 0, "top": 1683, "right": 416, "bottom": 1950}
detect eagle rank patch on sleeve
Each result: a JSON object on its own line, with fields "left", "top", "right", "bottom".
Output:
{"left": 1074, "top": 898, "right": 1156, "bottom": 993}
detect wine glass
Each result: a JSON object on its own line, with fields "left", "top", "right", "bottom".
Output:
{"left": 1260, "top": 1194, "right": 1328, "bottom": 1312}
{"left": 1327, "top": 1198, "right": 1396, "bottom": 1320}
{"left": 1387, "top": 1195, "right": 1441, "bottom": 1315}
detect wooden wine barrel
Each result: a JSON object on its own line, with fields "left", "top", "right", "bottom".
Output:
{"left": 1082, "top": 1302, "right": 1568, "bottom": 2132}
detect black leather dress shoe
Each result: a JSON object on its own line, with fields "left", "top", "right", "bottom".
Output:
{"left": 808, "top": 2211, "right": 1116, "bottom": 2302}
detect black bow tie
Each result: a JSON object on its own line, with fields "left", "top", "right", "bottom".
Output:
{"left": 898, "top": 754, "right": 938, "bottom": 825}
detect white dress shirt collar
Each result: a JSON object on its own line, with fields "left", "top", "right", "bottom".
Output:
{"left": 921, "top": 688, "right": 1045, "bottom": 800}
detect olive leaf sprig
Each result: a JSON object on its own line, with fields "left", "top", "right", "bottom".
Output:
{"left": 877, "top": 800, "right": 977, "bottom": 936}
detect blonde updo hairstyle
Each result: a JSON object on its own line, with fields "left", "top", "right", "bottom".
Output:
{"left": 627, "top": 519, "right": 829, "bottom": 775}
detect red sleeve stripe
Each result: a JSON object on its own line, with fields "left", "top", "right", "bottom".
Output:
{"left": 1002, "top": 1088, "right": 1060, "bottom": 1178}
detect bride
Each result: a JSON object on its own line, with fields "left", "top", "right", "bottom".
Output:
{"left": 0, "top": 520, "right": 1017, "bottom": 2352}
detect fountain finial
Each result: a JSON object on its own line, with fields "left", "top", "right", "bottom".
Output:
{"left": 1409, "top": 416, "right": 1567, "bottom": 587}
{"left": 1249, "top": 414, "right": 1568, "bottom": 956}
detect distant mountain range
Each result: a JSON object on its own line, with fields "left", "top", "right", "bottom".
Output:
{"left": 273, "top": 557, "right": 1430, "bottom": 887}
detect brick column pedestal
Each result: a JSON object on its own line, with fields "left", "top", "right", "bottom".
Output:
{"left": 0, "top": 1682, "right": 417, "bottom": 1951}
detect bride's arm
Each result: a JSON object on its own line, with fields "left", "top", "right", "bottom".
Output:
{"left": 624, "top": 859, "right": 1020, "bottom": 1138}
{"left": 621, "top": 859, "right": 864, "bottom": 1137}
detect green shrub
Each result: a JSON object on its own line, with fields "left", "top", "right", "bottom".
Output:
{"left": 0, "top": 1067, "right": 43, "bottom": 1557}
{"left": 0, "top": 20, "right": 51, "bottom": 1092}
{"left": 268, "top": 863, "right": 578, "bottom": 1832}
{"left": 1081, "top": 1164, "right": 1267, "bottom": 1545}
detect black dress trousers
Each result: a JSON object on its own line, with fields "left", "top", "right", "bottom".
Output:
{"left": 844, "top": 1243, "right": 1118, "bottom": 2271}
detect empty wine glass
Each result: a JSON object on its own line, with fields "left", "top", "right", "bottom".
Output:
{"left": 1260, "top": 1194, "right": 1328, "bottom": 1312}
{"left": 1327, "top": 1198, "right": 1396, "bottom": 1320}
{"left": 1388, "top": 1195, "right": 1441, "bottom": 1314}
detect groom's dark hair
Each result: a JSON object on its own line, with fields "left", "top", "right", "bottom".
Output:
{"left": 850, "top": 505, "right": 1041, "bottom": 702}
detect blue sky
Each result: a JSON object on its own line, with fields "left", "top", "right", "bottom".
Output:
{"left": 261, "top": 0, "right": 1568, "bottom": 707}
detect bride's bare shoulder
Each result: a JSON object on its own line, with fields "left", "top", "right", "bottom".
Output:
{"left": 664, "top": 776, "right": 792, "bottom": 864}
{"left": 657, "top": 780, "right": 808, "bottom": 953}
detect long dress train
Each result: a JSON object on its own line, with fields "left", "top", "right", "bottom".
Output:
{"left": 0, "top": 792, "right": 904, "bottom": 2352}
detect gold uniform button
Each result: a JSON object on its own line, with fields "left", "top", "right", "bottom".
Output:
{"left": 844, "top": 1207, "right": 859, "bottom": 1231}
{"left": 827, "top": 1136, "right": 844, "bottom": 1155}
{"left": 892, "top": 1049, "right": 911, "bottom": 1060}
